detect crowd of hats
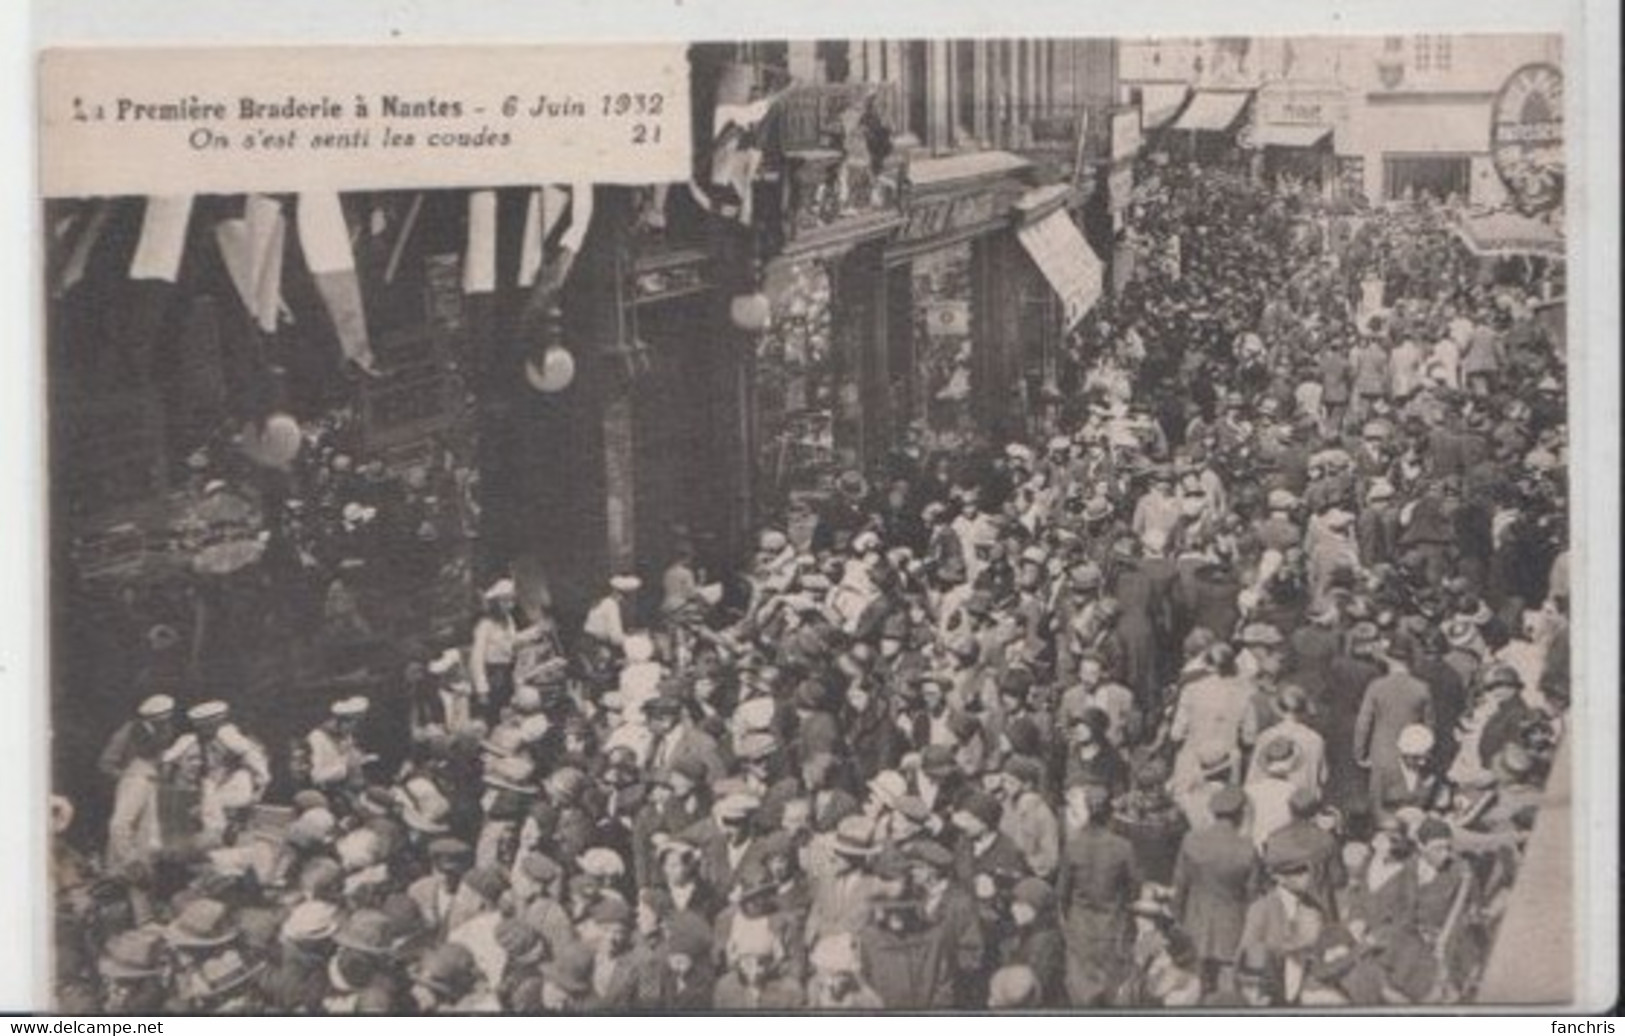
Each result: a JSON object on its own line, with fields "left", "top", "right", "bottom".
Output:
{"left": 50, "top": 160, "right": 1571, "bottom": 1013}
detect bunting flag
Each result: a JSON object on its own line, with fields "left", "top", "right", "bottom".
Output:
{"left": 298, "top": 191, "right": 377, "bottom": 370}
{"left": 119, "top": 195, "right": 198, "bottom": 381}
{"left": 516, "top": 183, "right": 595, "bottom": 289}
{"left": 215, "top": 194, "right": 287, "bottom": 334}
{"left": 463, "top": 189, "right": 499, "bottom": 294}
{"left": 129, "top": 195, "right": 195, "bottom": 282}
{"left": 50, "top": 199, "right": 112, "bottom": 298}
{"left": 690, "top": 97, "right": 774, "bottom": 225}
{"left": 689, "top": 64, "right": 780, "bottom": 226}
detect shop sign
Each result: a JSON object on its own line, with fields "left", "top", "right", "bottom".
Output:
{"left": 1256, "top": 86, "right": 1347, "bottom": 127}
{"left": 898, "top": 188, "right": 1007, "bottom": 243}
{"left": 1106, "top": 161, "right": 1135, "bottom": 215}
{"left": 1110, "top": 108, "right": 1142, "bottom": 161}
{"left": 1491, "top": 63, "right": 1563, "bottom": 214}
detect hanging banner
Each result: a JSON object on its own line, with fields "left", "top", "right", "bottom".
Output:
{"left": 40, "top": 45, "right": 691, "bottom": 197}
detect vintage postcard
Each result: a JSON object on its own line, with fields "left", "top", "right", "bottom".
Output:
{"left": 28, "top": 15, "right": 1615, "bottom": 1016}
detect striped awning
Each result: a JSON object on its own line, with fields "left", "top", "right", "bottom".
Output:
{"left": 1139, "top": 84, "right": 1191, "bottom": 130}
{"left": 1171, "top": 91, "right": 1252, "bottom": 133}
{"left": 1453, "top": 211, "right": 1565, "bottom": 258}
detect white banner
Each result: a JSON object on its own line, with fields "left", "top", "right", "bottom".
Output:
{"left": 40, "top": 46, "right": 691, "bottom": 197}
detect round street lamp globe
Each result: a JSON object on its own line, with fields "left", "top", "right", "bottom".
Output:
{"left": 526, "top": 345, "right": 577, "bottom": 394}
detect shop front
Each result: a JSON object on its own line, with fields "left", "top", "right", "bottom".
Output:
{"left": 742, "top": 80, "right": 908, "bottom": 521}
{"left": 883, "top": 151, "right": 1040, "bottom": 450}
{"left": 1244, "top": 82, "right": 1350, "bottom": 198}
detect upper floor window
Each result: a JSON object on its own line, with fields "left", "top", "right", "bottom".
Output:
{"left": 1413, "top": 35, "right": 1453, "bottom": 72}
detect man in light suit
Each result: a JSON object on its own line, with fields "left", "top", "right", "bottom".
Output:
{"left": 408, "top": 839, "right": 486, "bottom": 939}
{"left": 645, "top": 695, "right": 727, "bottom": 787}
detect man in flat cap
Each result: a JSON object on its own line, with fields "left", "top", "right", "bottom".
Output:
{"left": 1056, "top": 784, "right": 1138, "bottom": 1006}
{"left": 1235, "top": 840, "right": 1328, "bottom": 1005}
{"left": 408, "top": 838, "right": 481, "bottom": 939}
{"left": 1353, "top": 638, "right": 1433, "bottom": 819}
{"left": 1171, "top": 785, "right": 1257, "bottom": 995}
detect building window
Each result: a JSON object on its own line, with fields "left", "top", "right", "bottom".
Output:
{"left": 1383, "top": 154, "right": 1471, "bottom": 203}
{"left": 1413, "top": 35, "right": 1452, "bottom": 73}
{"left": 1433, "top": 36, "right": 1452, "bottom": 71}
{"left": 1384, "top": 36, "right": 1404, "bottom": 53}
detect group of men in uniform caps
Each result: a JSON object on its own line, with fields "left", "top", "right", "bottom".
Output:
{"left": 54, "top": 158, "right": 1569, "bottom": 1013}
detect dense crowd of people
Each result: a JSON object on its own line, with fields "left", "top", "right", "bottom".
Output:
{"left": 53, "top": 158, "right": 1570, "bottom": 1012}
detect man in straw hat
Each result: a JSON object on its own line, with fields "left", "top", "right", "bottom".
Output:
{"left": 805, "top": 814, "right": 880, "bottom": 946}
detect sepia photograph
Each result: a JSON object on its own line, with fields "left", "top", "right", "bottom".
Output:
{"left": 34, "top": 27, "right": 1601, "bottom": 1015}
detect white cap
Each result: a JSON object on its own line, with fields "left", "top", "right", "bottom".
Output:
{"left": 331, "top": 696, "right": 370, "bottom": 718}
{"left": 187, "top": 700, "right": 229, "bottom": 723}
{"left": 137, "top": 694, "right": 176, "bottom": 719}
{"left": 483, "top": 578, "right": 516, "bottom": 600}
{"left": 609, "top": 575, "right": 642, "bottom": 593}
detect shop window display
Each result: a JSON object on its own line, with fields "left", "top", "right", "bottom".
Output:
{"left": 912, "top": 243, "right": 977, "bottom": 444}
{"left": 753, "top": 258, "right": 846, "bottom": 510}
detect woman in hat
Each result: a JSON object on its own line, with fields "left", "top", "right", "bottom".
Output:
{"left": 1167, "top": 643, "right": 1255, "bottom": 802}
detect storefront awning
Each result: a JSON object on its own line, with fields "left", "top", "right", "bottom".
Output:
{"left": 1247, "top": 124, "right": 1331, "bottom": 149}
{"left": 1170, "top": 91, "right": 1252, "bottom": 133}
{"left": 1015, "top": 210, "right": 1103, "bottom": 332}
{"left": 1453, "top": 211, "right": 1565, "bottom": 259}
{"left": 1139, "top": 84, "right": 1190, "bottom": 130}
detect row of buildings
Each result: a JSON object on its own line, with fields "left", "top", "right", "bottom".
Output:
{"left": 1121, "top": 34, "right": 1564, "bottom": 210}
